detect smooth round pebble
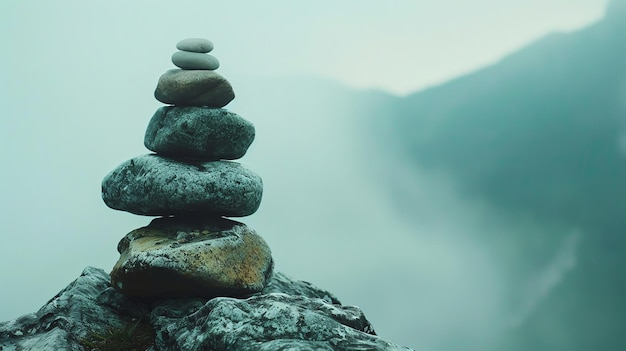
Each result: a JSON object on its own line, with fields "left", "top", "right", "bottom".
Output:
{"left": 154, "top": 69, "right": 235, "bottom": 107}
{"left": 176, "top": 38, "right": 214, "bottom": 53}
{"left": 172, "top": 51, "right": 220, "bottom": 70}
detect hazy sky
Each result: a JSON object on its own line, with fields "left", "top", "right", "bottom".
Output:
{"left": 1, "top": 1, "right": 607, "bottom": 95}
{"left": 0, "top": 1, "right": 610, "bottom": 349}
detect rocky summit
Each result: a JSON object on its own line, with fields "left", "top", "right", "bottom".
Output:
{"left": 144, "top": 106, "right": 255, "bottom": 160}
{"left": 0, "top": 267, "right": 414, "bottom": 350}
{"left": 153, "top": 293, "right": 406, "bottom": 350}
{"left": 111, "top": 217, "right": 273, "bottom": 298}
{"left": 2, "top": 37, "right": 412, "bottom": 350}
{"left": 102, "top": 154, "right": 263, "bottom": 217}
{"left": 154, "top": 69, "right": 234, "bottom": 107}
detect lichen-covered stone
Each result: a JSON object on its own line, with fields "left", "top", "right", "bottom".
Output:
{"left": 154, "top": 69, "right": 234, "bottom": 107}
{"left": 144, "top": 106, "right": 255, "bottom": 160}
{"left": 101, "top": 154, "right": 263, "bottom": 217}
{"left": 110, "top": 216, "right": 274, "bottom": 298}
{"left": 0, "top": 267, "right": 149, "bottom": 351}
{"left": 151, "top": 293, "right": 413, "bottom": 351}
{"left": 0, "top": 268, "right": 414, "bottom": 351}
{"left": 262, "top": 271, "right": 341, "bottom": 305}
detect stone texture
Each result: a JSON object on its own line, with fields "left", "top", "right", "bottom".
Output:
{"left": 0, "top": 267, "right": 149, "bottom": 351}
{"left": 111, "top": 216, "right": 274, "bottom": 298}
{"left": 176, "top": 38, "right": 214, "bottom": 53}
{"left": 0, "top": 268, "right": 413, "bottom": 351}
{"left": 172, "top": 51, "right": 220, "bottom": 70}
{"left": 101, "top": 154, "right": 263, "bottom": 217}
{"left": 144, "top": 106, "right": 255, "bottom": 160}
{"left": 154, "top": 69, "right": 235, "bottom": 107}
{"left": 152, "top": 293, "right": 413, "bottom": 351}
{"left": 262, "top": 271, "right": 341, "bottom": 304}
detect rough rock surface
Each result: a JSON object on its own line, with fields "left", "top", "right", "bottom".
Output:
{"left": 154, "top": 69, "right": 235, "bottom": 107}
{"left": 144, "top": 106, "right": 255, "bottom": 160}
{"left": 111, "top": 216, "right": 274, "bottom": 298}
{"left": 101, "top": 154, "right": 263, "bottom": 217}
{"left": 0, "top": 267, "right": 148, "bottom": 351}
{"left": 152, "top": 293, "right": 412, "bottom": 351}
{"left": 171, "top": 51, "right": 219, "bottom": 70}
{"left": 0, "top": 268, "right": 414, "bottom": 351}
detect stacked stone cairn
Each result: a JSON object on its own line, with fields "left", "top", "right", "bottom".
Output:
{"left": 101, "top": 38, "right": 273, "bottom": 299}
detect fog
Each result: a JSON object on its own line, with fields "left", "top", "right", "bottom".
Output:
{"left": 0, "top": 1, "right": 609, "bottom": 350}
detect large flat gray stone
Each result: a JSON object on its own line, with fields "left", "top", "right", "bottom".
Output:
{"left": 101, "top": 154, "right": 262, "bottom": 217}
{"left": 144, "top": 106, "right": 255, "bottom": 160}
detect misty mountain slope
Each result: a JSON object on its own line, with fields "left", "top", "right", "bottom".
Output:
{"left": 228, "top": 75, "right": 530, "bottom": 350}
{"left": 373, "top": 7, "right": 626, "bottom": 351}
{"left": 393, "top": 14, "right": 626, "bottom": 230}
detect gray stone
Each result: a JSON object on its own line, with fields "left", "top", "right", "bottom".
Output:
{"left": 0, "top": 268, "right": 414, "bottom": 351}
{"left": 176, "top": 38, "right": 214, "bottom": 53}
{"left": 154, "top": 69, "right": 235, "bottom": 107}
{"left": 152, "top": 293, "right": 413, "bottom": 351}
{"left": 0, "top": 267, "right": 150, "bottom": 351}
{"left": 111, "top": 217, "right": 274, "bottom": 298}
{"left": 172, "top": 51, "right": 220, "bottom": 70}
{"left": 262, "top": 272, "right": 341, "bottom": 304}
{"left": 144, "top": 106, "right": 255, "bottom": 160}
{"left": 101, "top": 154, "right": 263, "bottom": 217}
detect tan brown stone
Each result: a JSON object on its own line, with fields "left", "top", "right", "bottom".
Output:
{"left": 110, "top": 216, "right": 273, "bottom": 298}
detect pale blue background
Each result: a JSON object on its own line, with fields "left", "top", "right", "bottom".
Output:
{"left": 0, "top": 1, "right": 611, "bottom": 349}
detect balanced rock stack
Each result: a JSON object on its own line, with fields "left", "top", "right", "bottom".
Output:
{"left": 101, "top": 38, "right": 273, "bottom": 299}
